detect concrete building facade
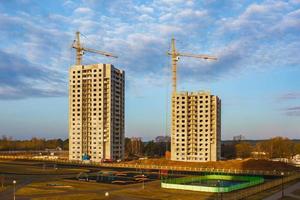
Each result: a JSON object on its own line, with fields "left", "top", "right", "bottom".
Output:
{"left": 69, "top": 64, "right": 125, "bottom": 162}
{"left": 171, "top": 91, "right": 221, "bottom": 162}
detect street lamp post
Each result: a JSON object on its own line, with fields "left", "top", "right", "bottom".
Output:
{"left": 142, "top": 174, "right": 145, "bottom": 189}
{"left": 105, "top": 191, "right": 109, "bottom": 199}
{"left": 217, "top": 180, "right": 223, "bottom": 200}
{"left": 218, "top": 180, "right": 223, "bottom": 200}
{"left": 13, "top": 180, "right": 16, "bottom": 200}
{"left": 217, "top": 180, "right": 220, "bottom": 200}
{"left": 281, "top": 172, "right": 284, "bottom": 198}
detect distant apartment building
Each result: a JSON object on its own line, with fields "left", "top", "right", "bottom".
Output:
{"left": 171, "top": 91, "right": 221, "bottom": 162}
{"left": 233, "top": 135, "right": 245, "bottom": 141}
{"left": 130, "top": 137, "right": 143, "bottom": 155}
{"left": 69, "top": 64, "right": 125, "bottom": 162}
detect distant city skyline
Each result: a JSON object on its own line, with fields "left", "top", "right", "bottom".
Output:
{"left": 0, "top": 0, "right": 300, "bottom": 140}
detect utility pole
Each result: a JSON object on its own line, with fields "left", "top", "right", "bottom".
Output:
{"left": 142, "top": 174, "right": 145, "bottom": 189}
{"left": 281, "top": 172, "right": 284, "bottom": 198}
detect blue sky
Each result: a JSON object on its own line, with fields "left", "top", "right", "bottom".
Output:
{"left": 0, "top": 0, "right": 300, "bottom": 140}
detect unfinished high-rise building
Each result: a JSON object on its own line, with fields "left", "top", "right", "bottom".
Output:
{"left": 168, "top": 38, "right": 221, "bottom": 162}
{"left": 68, "top": 64, "right": 125, "bottom": 162}
{"left": 171, "top": 91, "right": 221, "bottom": 162}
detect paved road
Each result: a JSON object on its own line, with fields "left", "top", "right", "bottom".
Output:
{"left": 0, "top": 177, "right": 33, "bottom": 200}
{"left": 263, "top": 181, "right": 300, "bottom": 200}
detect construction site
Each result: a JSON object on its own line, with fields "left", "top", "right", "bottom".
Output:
{"left": 0, "top": 157, "right": 299, "bottom": 200}
{"left": 69, "top": 32, "right": 125, "bottom": 163}
{"left": 68, "top": 32, "right": 222, "bottom": 164}
{"left": 0, "top": 32, "right": 299, "bottom": 200}
{"left": 56, "top": 31, "right": 300, "bottom": 199}
{"left": 168, "top": 38, "right": 221, "bottom": 162}
{"left": 2, "top": 0, "right": 300, "bottom": 197}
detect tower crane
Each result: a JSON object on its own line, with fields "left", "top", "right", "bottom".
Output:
{"left": 167, "top": 38, "right": 217, "bottom": 93}
{"left": 72, "top": 31, "right": 117, "bottom": 65}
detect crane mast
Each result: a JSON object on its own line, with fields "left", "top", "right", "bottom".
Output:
{"left": 168, "top": 38, "right": 217, "bottom": 93}
{"left": 171, "top": 38, "right": 178, "bottom": 94}
{"left": 75, "top": 31, "right": 82, "bottom": 65}
{"left": 72, "top": 31, "right": 117, "bottom": 65}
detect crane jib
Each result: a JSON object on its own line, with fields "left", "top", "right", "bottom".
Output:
{"left": 72, "top": 31, "right": 118, "bottom": 65}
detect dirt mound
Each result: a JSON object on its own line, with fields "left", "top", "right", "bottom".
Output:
{"left": 125, "top": 158, "right": 297, "bottom": 172}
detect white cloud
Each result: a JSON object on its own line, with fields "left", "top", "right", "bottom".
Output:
{"left": 291, "top": 0, "right": 300, "bottom": 4}
{"left": 63, "top": 0, "right": 76, "bottom": 8}
{"left": 1, "top": 0, "right": 300, "bottom": 99}
{"left": 159, "top": 0, "right": 186, "bottom": 5}
{"left": 135, "top": 5, "right": 154, "bottom": 14}
{"left": 48, "top": 14, "right": 70, "bottom": 23}
{"left": 74, "top": 7, "right": 93, "bottom": 14}
{"left": 242, "top": 3, "right": 269, "bottom": 18}
{"left": 159, "top": 13, "right": 172, "bottom": 21}
{"left": 176, "top": 9, "right": 207, "bottom": 20}
{"left": 137, "top": 14, "right": 154, "bottom": 22}
{"left": 272, "top": 8, "right": 300, "bottom": 32}
{"left": 153, "top": 24, "right": 183, "bottom": 36}
{"left": 0, "top": 86, "right": 18, "bottom": 96}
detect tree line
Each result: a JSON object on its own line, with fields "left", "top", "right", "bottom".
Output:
{"left": 1, "top": 135, "right": 299, "bottom": 160}
{"left": 223, "top": 137, "right": 300, "bottom": 159}
{"left": 0, "top": 136, "right": 69, "bottom": 151}
{"left": 125, "top": 138, "right": 170, "bottom": 159}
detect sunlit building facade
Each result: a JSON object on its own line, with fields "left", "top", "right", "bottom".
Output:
{"left": 69, "top": 64, "right": 125, "bottom": 162}
{"left": 171, "top": 91, "right": 221, "bottom": 162}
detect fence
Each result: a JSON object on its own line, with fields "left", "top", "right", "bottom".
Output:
{"left": 0, "top": 155, "right": 296, "bottom": 177}
{"left": 0, "top": 155, "right": 299, "bottom": 199}
{"left": 161, "top": 175, "right": 264, "bottom": 193}
{"left": 162, "top": 173, "right": 300, "bottom": 199}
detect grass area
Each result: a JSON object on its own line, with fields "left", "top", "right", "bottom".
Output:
{"left": 113, "top": 181, "right": 216, "bottom": 200}
{"left": 16, "top": 181, "right": 91, "bottom": 199}
{"left": 1, "top": 159, "right": 298, "bottom": 200}
{"left": 17, "top": 178, "right": 300, "bottom": 200}
{"left": 0, "top": 160, "right": 92, "bottom": 199}
{"left": 32, "top": 193, "right": 107, "bottom": 200}
{"left": 16, "top": 179, "right": 217, "bottom": 200}
{"left": 17, "top": 186, "right": 65, "bottom": 195}
{"left": 16, "top": 179, "right": 117, "bottom": 195}
{"left": 0, "top": 161, "right": 88, "bottom": 175}
{"left": 2, "top": 164, "right": 80, "bottom": 174}
{"left": 57, "top": 179, "right": 116, "bottom": 191}
{"left": 0, "top": 160, "right": 42, "bottom": 165}
{"left": 18, "top": 179, "right": 300, "bottom": 200}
